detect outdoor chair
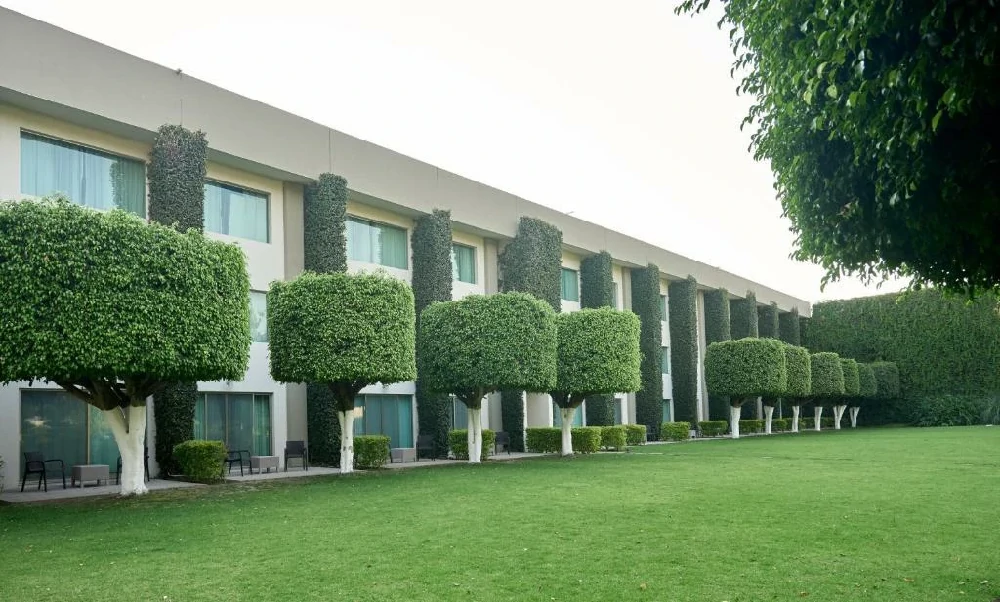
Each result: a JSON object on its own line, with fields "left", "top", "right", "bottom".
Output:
{"left": 21, "top": 451, "right": 66, "bottom": 492}
{"left": 225, "top": 449, "right": 249, "bottom": 476}
{"left": 494, "top": 431, "right": 512, "bottom": 455}
{"left": 284, "top": 441, "right": 308, "bottom": 471}
{"left": 416, "top": 435, "right": 437, "bottom": 460}
{"left": 115, "top": 447, "right": 151, "bottom": 484}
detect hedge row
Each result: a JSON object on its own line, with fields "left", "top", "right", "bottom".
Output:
{"left": 449, "top": 429, "right": 497, "bottom": 460}
{"left": 739, "top": 419, "right": 765, "bottom": 434}
{"left": 600, "top": 425, "right": 627, "bottom": 450}
{"left": 668, "top": 277, "right": 699, "bottom": 424}
{"left": 355, "top": 435, "right": 390, "bottom": 469}
{"left": 174, "top": 440, "right": 225, "bottom": 483}
{"left": 625, "top": 424, "right": 647, "bottom": 446}
{"left": 660, "top": 421, "right": 691, "bottom": 441}
{"left": 698, "top": 420, "right": 729, "bottom": 437}
{"left": 524, "top": 427, "right": 605, "bottom": 453}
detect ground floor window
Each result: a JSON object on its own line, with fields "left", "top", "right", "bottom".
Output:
{"left": 20, "top": 390, "right": 122, "bottom": 469}
{"left": 614, "top": 398, "right": 624, "bottom": 425}
{"left": 354, "top": 394, "right": 414, "bottom": 448}
{"left": 449, "top": 396, "right": 468, "bottom": 431}
{"left": 662, "top": 400, "right": 672, "bottom": 423}
{"left": 194, "top": 393, "right": 272, "bottom": 455}
{"left": 552, "top": 400, "right": 585, "bottom": 427}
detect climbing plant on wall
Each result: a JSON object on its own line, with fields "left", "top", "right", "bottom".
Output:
{"left": 668, "top": 276, "right": 699, "bottom": 424}
{"left": 580, "top": 250, "right": 616, "bottom": 425}
{"left": 703, "top": 288, "right": 731, "bottom": 421}
{"left": 631, "top": 264, "right": 663, "bottom": 438}
{"left": 730, "top": 291, "right": 759, "bottom": 339}
{"left": 758, "top": 302, "right": 780, "bottom": 339}
{"left": 779, "top": 307, "right": 802, "bottom": 346}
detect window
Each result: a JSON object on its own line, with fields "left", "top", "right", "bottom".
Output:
{"left": 20, "top": 390, "right": 123, "bottom": 470}
{"left": 204, "top": 181, "right": 269, "bottom": 242}
{"left": 353, "top": 394, "right": 414, "bottom": 448}
{"left": 250, "top": 291, "right": 268, "bottom": 343}
{"left": 450, "top": 396, "right": 468, "bottom": 430}
{"left": 613, "top": 398, "right": 623, "bottom": 425}
{"left": 612, "top": 282, "right": 619, "bottom": 309}
{"left": 20, "top": 131, "right": 146, "bottom": 217}
{"left": 193, "top": 393, "right": 272, "bottom": 455}
{"left": 347, "top": 217, "right": 408, "bottom": 269}
{"left": 659, "top": 295, "right": 667, "bottom": 321}
{"left": 662, "top": 399, "right": 672, "bottom": 423}
{"left": 661, "top": 346, "right": 670, "bottom": 374}
{"left": 451, "top": 243, "right": 477, "bottom": 284}
{"left": 560, "top": 268, "right": 580, "bottom": 302}
{"left": 552, "top": 400, "right": 584, "bottom": 427}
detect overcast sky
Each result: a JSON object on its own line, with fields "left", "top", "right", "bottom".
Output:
{"left": 3, "top": 0, "right": 906, "bottom": 303}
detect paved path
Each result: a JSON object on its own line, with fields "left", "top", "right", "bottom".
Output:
{"left": 0, "top": 478, "right": 202, "bottom": 504}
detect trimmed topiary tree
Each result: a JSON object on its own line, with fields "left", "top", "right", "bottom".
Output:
{"left": 703, "top": 288, "right": 732, "bottom": 421}
{"left": 0, "top": 199, "right": 250, "bottom": 495}
{"left": 836, "top": 358, "right": 860, "bottom": 429}
{"left": 551, "top": 308, "right": 641, "bottom": 455}
{"left": 730, "top": 291, "right": 760, "bottom": 419}
{"left": 269, "top": 272, "right": 416, "bottom": 474}
{"left": 810, "top": 352, "right": 846, "bottom": 431}
{"left": 778, "top": 307, "right": 802, "bottom": 345}
{"left": 630, "top": 264, "right": 663, "bottom": 438}
{"left": 668, "top": 276, "right": 699, "bottom": 424}
{"left": 704, "top": 338, "right": 788, "bottom": 439}
{"left": 580, "top": 251, "right": 616, "bottom": 426}
{"left": 420, "top": 293, "right": 558, "bottom": 463}
{"left": 782, "top": 344, "right": 812, "bottom": 433}
{"left": 854, "top": 363, "right": 877, "bottom": 428}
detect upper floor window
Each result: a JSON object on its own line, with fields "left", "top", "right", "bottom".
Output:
{"left": 451, "top": 243, "right": 477, "bottom": 284}
{"left": 204, "top": 181, "right": 269, "bottom": 243}
{"left": 20, "top": 131, "right": 146, "bottom": 217}
{"left": 612, "top": 282, "right": 619, "bottom": 309}
{"left": 347, "top": 217, "right": 408, "bottom": 269}
{"left": 659, "top": 295, "right": 667, "bottom": 321}
{"left": 661, "top": 346, "right": 670, "bottom": 374}
{"left": 250, "top": 291, "right": 268, "bottom": 343}
{"left": 561, "top": 268, "right": 580, "bottom": 302}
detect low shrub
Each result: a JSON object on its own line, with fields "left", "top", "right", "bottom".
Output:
{"left": 822, "top": 417, "right": 836, "bottom": 428}
{"left": 354, "top": 435, "right": 390, "bottom": 469}
{"left": 772, "top": 418, "right": 790, "bottom": 432}
{"left": 600, "top": 425, "right": 627, "bottom": 450}
{"left": 624, "top": 424, "right": 647, "bottom": 446}
{"left": 571, "top": 427, "right": 603, "bottom": 453}
{"left": 911, "top": 394, "right": 1000, "bottom": 427}
{"left": 800, "top": 417, "right": 814, "bottom": 429}
{"left": 448, "top": 429, "right": 496, "bottom": 460}
{"left": 526, "top": 427, "right": 561, "bottom": 453}
{"left": 173, "top": 440, "right": 225, "bottom": 482}
{"left": 661, "top": 421, "right": 691, "bottom": 441}
{"left": 698, "top": 420, "right": 729, "bottom": 437}
{"left": 739, "top": 419, "right": 764, "bottom": 434}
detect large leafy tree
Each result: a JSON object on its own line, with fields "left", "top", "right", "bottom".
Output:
{"left": 678, "top": 0, "right": 1000, "bottom": 294}
{"left": 0, "top": 199, "right": 250, "bottom": 495}
{"left": 268, "top": 272, "right": 416, "bottom": 474}
{"left": 551, "top": 308, "right": 641, "bottom": 456}
{"left": 704, "top": 337, "right": 788, "bottom": 439}
{"left": 419, "top": 293, "right": 558, "bottom": 463}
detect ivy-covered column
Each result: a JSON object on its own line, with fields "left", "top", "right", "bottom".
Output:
{"left": 779, "top": 307, "right": 802, "bottom": 345}
{"left": 758, "top": 302, "right": 780, "bottom": 339}
{"left": 730, "top": 290, "right": 761, "bottom": 418}
{"left": 630, "top": 264, "right": 663, "bottom": 439}
{"left": 148, "top": 124, "right": 208, "bottom": 476}
{"left": 668, "top": 276, "right": 699, "bottom": 424}
{"left": 580, "top": 251, "right": 615, "bottom": 425}
{"left": 703, "top": 288, "right": 731, "bottom": 421}
{"left": 498, "top": 217, "right": 563, "bottom": 450}
{"left": 412, "top": 209, "right": 454, "bottom": 458}
{"left": 304, "top": 173, "right": 348, "bottom": 465}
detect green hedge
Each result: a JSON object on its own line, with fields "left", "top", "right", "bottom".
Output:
{"left": 303, "top": 173, "right": 348, "bottom": 274}
{"left": 841, "top": 358, "right": 861, "bottom": 397}
{"left": 526, "top": 427, "right": 561, "bottom": 453}
{"left": 668, "top": 277, "right": 699, "bottom": 424}
{"left": 449, "top": 429, "right": 496, "bottom": 460}
{"left": 810, "top": 352, "right": 845, "bottom": 401}
{"left": 148, "top": 124, "right": 207, "bottom": 231}
{"left": 600, "top": 425, "right": 627, "bottom": 450}
{"left": 857, "top": 363, "right": 877, "bottom": 400}
{"left": 631, "top": 264, "right": 663, "bottom": 437}
{"left": 153, "top": 382, "right": 198, "bottom": 476}
{"left": 698, "top": 420, "right": 729, "bottom": 437}
{"left": 730, "top": 291, "right": 759, "bottom": 339}
{"left": 800, "top": 417, "right": 814, "bottom": 429}
{"left": 703, "top": 288, "right": 732, "bottom": 421}
{"left": 911, "top": 394, "right": 1000, "bottom": 427}
{"left": 355, "top": 435, "right": 391, "bottom": 469}
{"left": 739, "top": 419, "right": 765, "bottom": 434}
{"left": 174, "top": 440, "right": 225, "bottom": 483}
{"left": 306, "top": 383, "right": 339, "bottom": 466}
{"left": 705, "top": 338, "right": 788, "bottom": 402}
{"left": 500, "top": 390, "right": 525, "bottom": 452}
{"left": 661, "top": 421, "right": 691, "bottom": 441}
{"left": 580, "top": 251, "right": 616, "bottom": 426}
{"left": 758, "top": 302, "right": 780, "bottom": 339}
{"left": 778, "top": 307, "right": 802, "bottom": 345}
{"left": 772, "top": 418, "right": 790, "bottom": 432}
{"left": 571, "top": 427, "right": 603, "bottom": 453}
{"left": 624, "top": 424, "right": 647, "bottom": 446}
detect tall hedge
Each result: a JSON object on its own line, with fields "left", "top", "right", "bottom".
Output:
{"left": 580, "top": 251, "right": 616, "bottom": 425}
{"left": 778, "top": 307, "right": 802, "bottom": 345}
{"left": 412, "top": 210, "right": 454, "bottom": 457}
{"left": 148, "top": 124, "right": 208, "bottom": 476}
{"left": 498, "top": 217, "right": 563, "bottom": 449}
{"left": 303, "top": 173, "right": 348, "bottom": 274}
{"left": 869, "top": 361, "right": 901, "bottom": 422}
{"left": 730, "top": 291, "right": 759, "bottom": 339}
{"left": 857, "top": 363, "right": 877, "bottom": 400}
{"left": 668, "top": 276, "right": 699, "bottom": 424}
{"left": 703, "top": 288, "right": 732, "bottom": 420}
{"left": 631, "top": 264, "right": 663, "bottom": 438}
{"left": 758, "top": 302, "right": 780, "bottom": 339}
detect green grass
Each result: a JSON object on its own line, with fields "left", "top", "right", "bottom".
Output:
{"left": 2, "top": 427, "right": 998, "bottom": 601}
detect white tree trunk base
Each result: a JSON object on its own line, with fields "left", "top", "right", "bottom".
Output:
{"left": 338, "top": 411, "right": 355, "bottom": 474}
{"left": 764, "top": 405, "right": 774, "bottom": 435}
{"left": 834, "top": 405, "right": 846, "bottom": 429}
{"left": 791, "top": 406, "right": 800, "bottom": 433}
{"left": 730, "top": 406, "right": 741, "bottom": 439}
{"left": 850, "top": 406, "right": 860, "bottom": 428}
{"left": 468, "top": 407, "right": 483, "bottom": 463}
{"left": 560, "top": 407, "right": 575, "bottom": 456}
{"left": 814, "top": 406, "right": 823, "bottom": 431}
{"left": 106, "top": 405, "right": 148, "bottom": 496}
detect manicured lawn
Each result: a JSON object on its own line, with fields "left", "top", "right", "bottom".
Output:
{"left": 1, "top": 427, "right": 998, "bottom": 601}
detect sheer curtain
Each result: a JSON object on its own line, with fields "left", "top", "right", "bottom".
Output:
{"left": 204, "top": 183, "right": 269, "bottom": 242}
{"left": 452, "top": 245, "right": 476, "bottom": 283}
{"left": 252, "top": 395, "right": 272, "bottom": 455}
{"left": 20, "top": 391, "right": 88, "bottom": 467}
{"left": 249, "top": 292, "right": 268, "bottom": 342}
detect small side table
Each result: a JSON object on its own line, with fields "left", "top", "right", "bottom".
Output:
{"left": 72, "top": 464, "right": 110, "bottom": 488}
{"left": 250, "top": 455, "right": 279, "bottom": 474}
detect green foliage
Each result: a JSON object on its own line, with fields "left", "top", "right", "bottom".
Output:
{"left": 580, "top": 251, "right": 614, "bottom": 309}
{"left": 420, "top": 293, "right": 557, "bottom": 404}
{"left": 630, "top": 264, "right": 663, "bottom": 437}
{"left": 173, "top": 440, "right": 225, "bottom": 483}
{"left": 553, "top": 308, "right": 641, "bottom": 405}
{"left": 599, "top": 425, "right": 627, "bottom": 450}
{"left": 585, "top": 395, "right": 615, "bottom": 428}
{"left": 448, "top": 429, "right": 496, "bottom": 461}
{"left": 772, "top": 418, "right": 790, "bottom": 432}
{"left": 778, "top": 308, "right": 802, "bottom": 345}
{"left": 871, "top": 361, "right": 901, "bottom": 399}
{"left": 148, "top": 124, "right": 207, "bottom": 232}
{"left": 303, "top": 173, "right": 348, "bottom": 274}
{"left": 810, "top": 352, "right": 846, "bottom": 402}
{"left": 677, "top": 0, "right": 1000, "bottom": 295}
{"left": 783, "top": 344, "right": 812, "bottom": 400}
{"left": 704, "top": 288, "right": 732, "bottom": 421}
{"left": 840, "top": 359, "right": 860, "bottom": 398}
{"left": 525, "top": 427, "right": 561, "bottom": 453}
{"left": 500, "top": 389, "right": 525, "bottom": 452}
{"left": 354, "top": 435, "right": 390, "bottom": 469}
{"left": 306, "top": 383, "right": 340, "bottom": 466}
{"left": 698, "top": 420, "right": 729, "bottom": 437}
{"left": 661, "top": 421, "right": 691, "bottom": 441}
{"left": 739, "top": 419, "right": 765, "bottom": 434}
{"left": 857, "top": 363, "right": 877, "bottom": 400}
{"left": 911, "top": 394, "right": 1000, "bottom": 427}
{"left": 498, "top": 217, "right": 563, "bottom": 312}
{"left": 0, "top": 199, "right": 249, "bottom": 408}
{"left": 730, "top": 291, "right": 759, "bottom": 339}
{"left": 704, "top": 338, "right": 788, "bottom": 404}
{"left": 624, "top": 424, "right": 647, "bottom": 446}
{"left": 800, "top": 417, "right": 814, "bottom": 430}
{"left": 668, "top": 276, "right": 699, "bottom": 423}
{"left": 758, "top": 302, "right": 780, "bottom": 339}
{"left": 154, "top": 383, "right": 198, "bottom": 475}
{"left": 571, "top": 427, "right": 603, "bottom": 453}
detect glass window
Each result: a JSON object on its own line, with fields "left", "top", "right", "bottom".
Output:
{"left": 450, "top": 396, "right": 469, "bottom": 430}
{"left": 662, "top": 400, "right": 672, "bottom": 423}
{"left": 659, "top": 295, "right": 667, "bottom": 322}
{"left": 552, "top": 401, "right": 584, "bottom": 427}
{"left": 613, "top": 398, "right": 623, "bottom": 425}
{"left": 21, "top": 390, "right": 88, "bottom": 469}
{"left": 560, "top": 268, "right": 580, "bottom": 302}
{"left": 205, "top": 181, "right": 269, "bottom": 242}
{"left": 612, "top": 283, "right": 619, "bottom": 309}
{"left": 250, "top": 291, "right": 268, "bottom": 343}
{"left": 347, "top": 217, "right": 408, "bottom": 269}
{"left": 661, "top": 346, "right": 670, "bottom": 374}
{"left": 193, "top": 393, "right": 272, "bottom": 455}
{"left": 353, "top": 394, "right": 414, "bottom": 448}
{"left": 451, "top": 244, "right": 477, "bottom": 284}
{"left": 20, "top": 132, "right": 146, "bottom": 217}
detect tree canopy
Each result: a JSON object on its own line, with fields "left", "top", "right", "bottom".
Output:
{"left": 704, "top": 337, "right": 788, "bottom": 402}
{"left": 552, "top": 308, "right": 641, "bottom": 406}
{"left": 810, "top": 352, "right": 846, "bottom": 400}
{"left": 783, "top": 344, "right": 812, "bottom": 400}
{"left": 678, "top": 0, "right": 1000, "bottom": 295}
{"left": 840, "top": 358, "right": 861, "bottom": 397}
{"left": 857, "top": 363, "right": 878, "bottom": 399}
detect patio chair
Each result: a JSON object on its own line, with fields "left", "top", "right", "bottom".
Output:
{"left": 225, "top": 449, "right": 249, "bottom": 477}
{"left": 416, "top": 435, "right": 437, "bottom": 460}
{"left": 115, "top": 447, "right": 151, "bottom": 485}
{"left": 284, "top": 440, "right": 308, "bottom": 471}
{"left": 494, "top": 431, "right": 512, "bottom": 455}
{"left": 20, "top": 451, "right": 66, "bottom": 492}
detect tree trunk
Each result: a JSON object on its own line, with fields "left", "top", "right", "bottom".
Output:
{"left": 833, "top": 405, "right": 846, "bottom": 429}
{"left": 105, "top": 405, "right": 148, "bottom": 496}
{"left": 791, "top": 405, "right": 800, "bottom": 433}
{"left": 337, "top": 410, "right": 355, "bottom": 474}
{"left": 850, "top": 406, "right": 860, "bottom": 428}
{"left": 730, "top": 405, "right": 742, "bottom": 439}
{"left": 560, "top": 406, "right": 576, "bottom": 456}
{"left": 764, "top": 405, "right": 774, "bottom": 435}
{"left": 814, "top": 406, "right": 823, "bottom": 431}
{"left": 467, "top": 406, "right": 482, "bottom": 463}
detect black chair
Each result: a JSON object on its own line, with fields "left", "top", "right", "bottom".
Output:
{"left": 416, "top": 435, "right": 436, "bottom": 460}
{"left": 21, "top": 451, "right": 66, "bottom": 492}
{"left": 494, "top": 431, "right": 512, "bottom": 455}
{"left": 225, "top": 449, "right": 249, "bottom": 477}
{"left": 115, "top": 448, "right": 151, "bottom": 485}
{"left": 284, "top": 441, "right": 308, "bottom": 471}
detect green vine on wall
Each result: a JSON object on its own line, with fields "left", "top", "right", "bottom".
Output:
{"left": 758, "top": 302, "right": 780, "bottom": 339}
{"left": 580, "top": 251, "right": 615, "bottom": 425}
{"left": 631, "top": 264, "right": 663, "bottom": 438}
{"left": 779, "top": 307, "right": 802, "bottom": 345}
{"left": 703, "top": 288, "right": 731, "bottom": 421}
{"left": 730, "top": 291, "right": 759, "bottom": 339}
{"left": 668, "top": 276, "right": 699, "bottom": 424}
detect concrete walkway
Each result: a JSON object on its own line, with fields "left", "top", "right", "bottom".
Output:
{"left": 0, "top": 478, "right": 203, "bottom": 504}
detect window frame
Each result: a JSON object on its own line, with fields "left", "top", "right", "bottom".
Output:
{"left": 451, "top": 242, "right": 478, "bottom": 284}
{"left": 204, "top": 179, "right": 271, "bottom": 243}
{"left": 249, "top": 290, "right": 269, "bottom": 343}
{"left": 560, "top": 267, "right": 580, "bottom": 302}
{"left": 193, "top": 392, "right": 273, "bottom": 455}
{"left": 346, "top": 215, "right": 410, "bottom": 269}
{"left": 661, "top": 346, "right": 670, "bottom": 374}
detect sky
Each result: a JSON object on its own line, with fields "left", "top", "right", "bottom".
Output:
{"left": 2, "top": 0, "right": 906, "bottom": 303}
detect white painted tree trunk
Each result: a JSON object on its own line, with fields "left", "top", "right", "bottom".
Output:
{"left": 791, "top": 405, "right": 800, "bottom": 433}
{"left": 764, "top": 405, "right": 774, "bottom": 435}
{"left": 730, "top": 406, "right": 742, "bottom": 439}
{"left": 814, "top": 406, "right": 823, "bottom": 431}
{"left": 833, "top": 405, "right": 846, "bottom": 429}
{"left": 468, "top": 406, "right": 483, "bottom": 463}
{"left": 560, "top": 407, "right": 576, "bottom": 456}
{"left": 105, "top": 405, "right": 148, "bottom": 496}
{"left": 850, "top": 406, "right": 860, "bottom": 428}
{"left": 337, "top": 410, "right": 355, "bottom": 474}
